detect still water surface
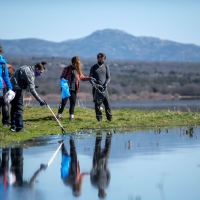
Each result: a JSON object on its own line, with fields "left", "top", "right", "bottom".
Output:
{"left": 1, "top": 127, "right": 200, "bottom": 200}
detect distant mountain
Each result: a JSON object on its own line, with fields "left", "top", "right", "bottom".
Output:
{"left": 1, "top": 29, "right": 200, "bottom": 62}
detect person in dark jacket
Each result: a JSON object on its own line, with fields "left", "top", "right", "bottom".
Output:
{"left": 60, "top": 138, "right": 89, "bottom": 197}
{"left": 90, "top": 132, "right": 112, "bottom": 199}
{"left": 10, "top": 62, "right": 47, "bottom": 132}
{"left": 1, "top": 64, "right": 15, "bottom": 127}
{"left": 90, "top": 53, "right": 112, "bottom": 122}
{"left": 56, "top": 56, "right": 95, "bottom": 120}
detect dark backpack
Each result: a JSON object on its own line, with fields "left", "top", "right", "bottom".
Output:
{"left": 17, "top": 68, "right": 28, "bottom": 89}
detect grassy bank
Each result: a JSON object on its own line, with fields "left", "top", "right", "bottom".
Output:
{"left": 0, "top": 106, "right": 200, "bottom": 145}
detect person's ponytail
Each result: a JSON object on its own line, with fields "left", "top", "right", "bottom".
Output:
{"left": 71, "top": 56, "right": 82, "bottom": 76}
{"left": 35, "top": 61, "right": 46, "bottom": 70}
{"left": 41, "top": 61, "right": 46, "bottom": 66}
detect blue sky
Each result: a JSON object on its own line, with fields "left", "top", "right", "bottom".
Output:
{"left": 1, "top": 0, "right": 200, "bottom": 45}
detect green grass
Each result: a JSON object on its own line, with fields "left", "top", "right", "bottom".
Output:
{"left": 0, "top": 106, "right": 200, "bottom": 145}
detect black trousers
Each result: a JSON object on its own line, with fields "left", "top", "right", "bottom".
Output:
{"left": 93, "top": 88, "right": 112, "bottom": 121}
{"left": 1, "top": 88, "right": 10, "bottom": 125}
{"left": 92, "top": 132, "right": 112, "bottom": 168}
{"left": 58, "top": 90, "right": 77, "bottom": 115}
{"left": 10, "top": 90, "right": 24, "bottom": 131}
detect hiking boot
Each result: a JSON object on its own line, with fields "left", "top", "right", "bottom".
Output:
{"left": 16, "top": 128, "right": 28, "bottom": 133}
{"left": 70, "top": 114, "right": 74, "bottom": 120}
{"left": 107, "top": 118, "right": 112, "bottom": 121}
{"left": 97, "top": 118, "right": 102, "bottom": 122}
{"left": 55, "top": 115, "right": 61, "bottom": 120}
{"left": 3, "top": 124, "right": 9, "bottom": 128}
{"left": 9, "top": 127, "right": 16, "bottom": 132}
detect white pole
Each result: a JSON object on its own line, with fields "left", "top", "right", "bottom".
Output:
{"left": 47, "top": 140, "right": 64, "bottom": 167}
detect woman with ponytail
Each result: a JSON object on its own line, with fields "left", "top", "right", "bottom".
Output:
{"left": 56, "top": 56, "right": 95, "bottom": 120}
{"left": 10, "top": 61, "right": 47, "bottom": 132}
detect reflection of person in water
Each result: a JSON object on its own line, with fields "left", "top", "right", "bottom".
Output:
{"left": 90, "top": 132, "right": 112, "bottom": 199}
{"left": 10, "top": 148, "right": 46, "bottom": 188}
{"left": 1, "top": 147, "right": 46, "bottom": 190}
{"left": 10, "top": 148, "right": 24, "bottom": 186}
{"left": 0, "top": 148, "right": 10, "bottom": 191}
{"left": 60, "top": 138, "right": 89, "bottom": 197}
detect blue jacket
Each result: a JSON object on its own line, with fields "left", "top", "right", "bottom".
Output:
{"left": 0, "top": 55, "right": 12, "bottom": 90}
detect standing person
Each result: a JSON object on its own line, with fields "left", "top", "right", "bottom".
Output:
{"left": 1, "top": 64, "right": 15, "bottom": 127}
{"left": 90, "top": 53, "right": 112, "bottom": 122}
{"left": 10, "top": 62, "right": 47, "bottom": 132}
{"left": 0, "top": 45, "right": 13, "bottom": 126}
{"left": 90, "top": 132, "right": 112, "bottom": 199}
{"left": 60, "top": 138, "right": 89, "bottom": 197}
{"left": 56, "top": 56, "right": 95, "bottom": 120}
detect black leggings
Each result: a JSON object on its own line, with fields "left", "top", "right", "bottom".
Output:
{"left": 1, "top": 88, "right": 10, "bottom": 125}
{"left": 57, "top": 90, "right": 77, "bottom": 115}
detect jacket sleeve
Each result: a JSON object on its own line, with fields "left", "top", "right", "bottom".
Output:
{"left": 89, "top": 66, "right": 95, "bottom": 85}
{"left": 25, "top": 70, "right": 43, "bottom": 102}
{"left": 2, "top": 65, "right": 13, "bottom": 90}
{"left": 106, "top": 169, "right": 111, "bottom": 186}
{"left": 60, "top": 66, "right": 69, "bottom": 79}
{"left": 89, "top": 66, "right": 94, "bottom": 78}
{"left": 80, "top": 73, "right": 91, "bottom": 81}
{"left": 104, "top": 65, "right": 111, "bottom": 86}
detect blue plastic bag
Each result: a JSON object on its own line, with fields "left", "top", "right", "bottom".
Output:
{"left": 60, "top": 78, "right": 70, "bottom": 99}
{"left": 61, "top": 155, "right": 71, "bottom": 179}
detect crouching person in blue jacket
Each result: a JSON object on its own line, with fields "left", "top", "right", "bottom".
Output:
{"left": 10, "top": 61, "right": 47, "bottom": 132}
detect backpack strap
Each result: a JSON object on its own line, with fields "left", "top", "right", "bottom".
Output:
{"left": 65, "top": 65, "right": 71, "bottom": 80}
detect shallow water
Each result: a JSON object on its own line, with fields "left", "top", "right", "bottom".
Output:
{"left": 1, "top": 127, "right": 200, "bottom": 200}
{"left": 33, "top": 99, "right": 200, "bottom": 111}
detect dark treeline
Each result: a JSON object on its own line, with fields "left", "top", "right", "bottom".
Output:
{"left": 5, "top": 56, "right": 200, "bottom": 101}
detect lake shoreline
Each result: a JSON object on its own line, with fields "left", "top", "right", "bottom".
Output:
{"left": 1, "top": 107, "right": 200, "bottom": 145}
{"left": 25, "top": 99, "right": 200, "bottom": 112}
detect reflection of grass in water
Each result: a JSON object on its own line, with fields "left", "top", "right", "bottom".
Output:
{"left": 0, "top": 107, "right": 200, "bottom": 145}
